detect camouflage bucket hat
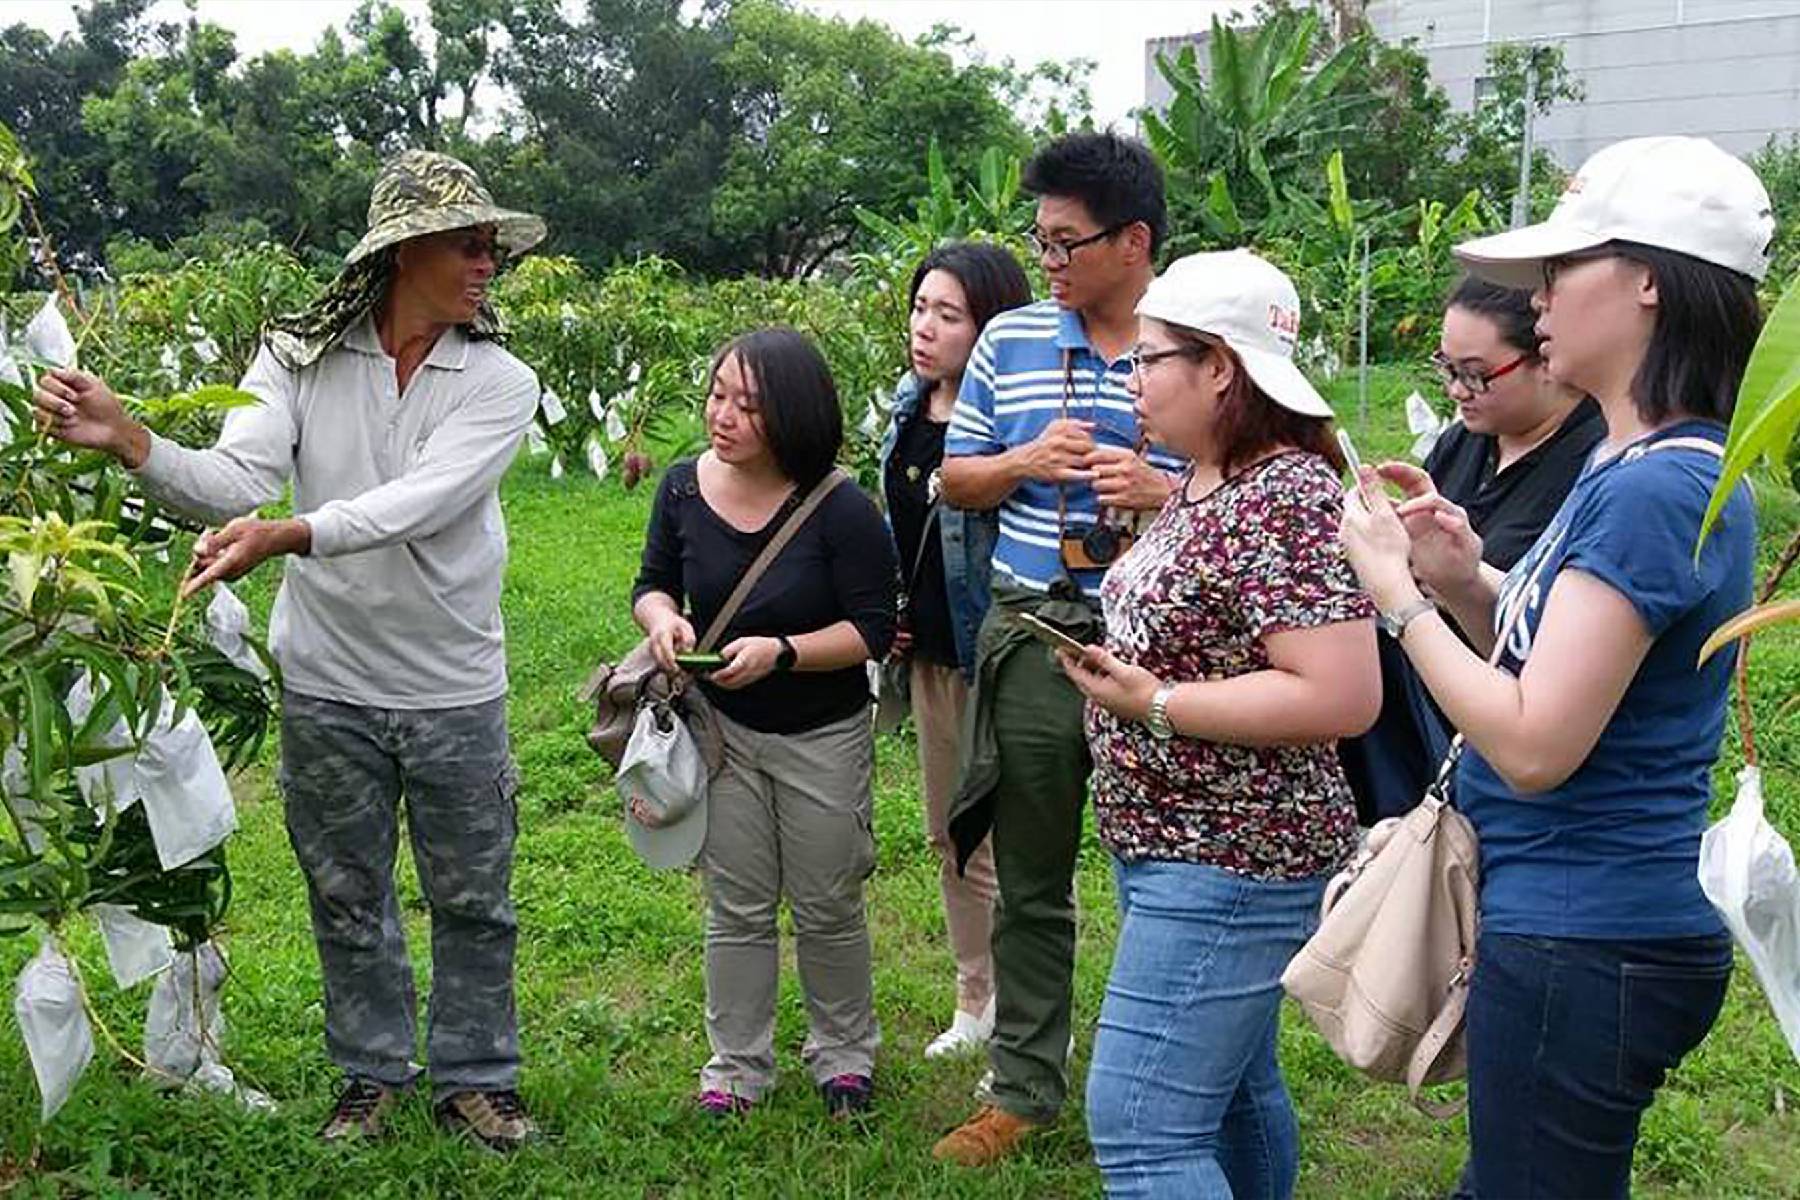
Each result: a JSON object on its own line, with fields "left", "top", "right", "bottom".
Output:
{"left": 344, "top": 149, "right": 545, "bottom": 266}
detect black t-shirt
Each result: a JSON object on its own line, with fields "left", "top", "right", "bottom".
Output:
{"left": 632, "top": 460, "right": 898, "bottom": 734}
{"left": 883, "top": 413, "right": 958, "bottom": 666}
{"left": 1340, "top": 398, "right": 1605, "bottom": 824}
{"left": 1423, "top": 398, "right": 1605, "bottom": 571}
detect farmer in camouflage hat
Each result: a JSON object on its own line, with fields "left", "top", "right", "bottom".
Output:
{"left": 34, "top": 149, "right": 546, "bottom": 1152}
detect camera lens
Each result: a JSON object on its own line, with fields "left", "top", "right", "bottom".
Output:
{"left": 1082, "top": 524, "right": 1121, "bottom": 565}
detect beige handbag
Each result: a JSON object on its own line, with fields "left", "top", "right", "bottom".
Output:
{"left": 1282, "top": 538, "right": 1558, "bottom": 1114}
{"left": 1280, "top": 747, "right": 1480, "bottom": 1114}
{"left": 580, "top": 468, "right": 848, "bottom": 769}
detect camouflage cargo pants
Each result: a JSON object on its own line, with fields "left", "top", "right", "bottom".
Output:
{"left": 277, "top": 690, "right": 520, "bottom": 1099}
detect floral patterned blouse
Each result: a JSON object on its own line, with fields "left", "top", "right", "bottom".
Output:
{"left": 1089, "top": 451, "right": 1374, "bottom": 879}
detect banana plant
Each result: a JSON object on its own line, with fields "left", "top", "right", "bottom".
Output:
{"left": 1144, "top": 8, "right": 1376, "bottom": 229}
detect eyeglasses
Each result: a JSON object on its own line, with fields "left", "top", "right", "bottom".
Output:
{"left": 1127, "top": 345, "right": 1202, "bottom": 376}
{"left": 1540, "top": 249, "right": 1615, "bottom": 291}
{"left": 1430, "top": 351, "right": 1531, "bottom": 395}
{"left": 1027, "top": 223, "right": 1126, "bottom": 268}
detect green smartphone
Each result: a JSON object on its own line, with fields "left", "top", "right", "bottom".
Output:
{"left": 674, "top": 651, "right": 728, "bottom": 673}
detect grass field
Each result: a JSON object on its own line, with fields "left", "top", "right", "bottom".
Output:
{"left": 4, "top": 368, "right": 1800, "bottom": 1198}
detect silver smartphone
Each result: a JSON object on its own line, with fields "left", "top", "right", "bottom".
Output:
{"left": 1014, "top": 612, "right": 1087, "bottom": 656}
{"left": 1336, "top": 428, "right": 1374, "bottom": 507}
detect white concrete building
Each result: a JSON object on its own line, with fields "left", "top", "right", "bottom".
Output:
{"left": 1144, "top": 1, "right": 1800, "bottom": 165}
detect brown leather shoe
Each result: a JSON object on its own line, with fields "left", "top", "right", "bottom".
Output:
{"left": 318, "top": 1078, "right": 400, "bottom": 1142}
{"left": 931, "top": 1104, "right": 1042, "bottom": 1166}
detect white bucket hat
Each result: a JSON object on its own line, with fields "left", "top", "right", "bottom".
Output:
{"left": 1136, "top": 249, "right": 1333, "bottom": 419}
{"left": 1455, "top": 135, "right": 1774, "bottom": 288}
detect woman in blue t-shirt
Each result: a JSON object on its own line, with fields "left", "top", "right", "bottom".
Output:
{"left": 1340, "top": 136, "right": 1774, "bottom": 1197}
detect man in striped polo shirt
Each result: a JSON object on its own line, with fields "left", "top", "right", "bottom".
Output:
{"left": 934, "top": 132, "right": 1180, "bottom": 1166}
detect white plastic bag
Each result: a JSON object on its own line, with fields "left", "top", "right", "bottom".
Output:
{"left": 1406, "top": 390, "right": 1448, "bottom": 462}
{"left": 65, "top": 672, "right": 141, "bottom": 814}
{"left": 134, "top": 702, "right": 237, "bottom": 870}
{"left": 23, "top": 295, "right": 76, "bottom": 370}
{"left": 204, "top": 584, "right": 269, "bottom": 681}
{"left": 1699, "top": 766, "right": 1800, "bottom": 1059}
{"left": 13, "top": 943, "right": 94, "bottom": 1121}
{"left": 144, "top": 941, "right": 226, "bottom": 1083}
{"left": 63, "top": 676, "right": 236, "bottom": 868}
{"left": 140, "top": 942, "right": 275, "bottom": 1111}
{"left": 91, "top": 903, "right": 174, "bottom": 989}
{"left": 1, "top": 741, "right": 48, "bottom": 853}
{"left": 616, "top": 701, "right": 708, "bottom": 870}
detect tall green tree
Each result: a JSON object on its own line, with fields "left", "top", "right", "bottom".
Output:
{"left": 483, "top": 0, "right": 738, "bottom": 273}
{"left": 0, "top": 0, "right": 152, "bottom": 266}
{"left": 710, "top": 0, "right": 1028, "bottom": 277}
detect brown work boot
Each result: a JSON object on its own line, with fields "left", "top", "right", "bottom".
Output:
{"left": 931, "top": 1103, "right": 1042, "bottom": 1166}
{"left": 318, "top": 1078, "right": 401, "bottom": 1142}
{"left": 435, "top": 1088, "right": 537, "bottom": 1154}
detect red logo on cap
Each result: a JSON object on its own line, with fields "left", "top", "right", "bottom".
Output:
{"left": 1268, "top": 305, "right": 1299, "bottom": 337}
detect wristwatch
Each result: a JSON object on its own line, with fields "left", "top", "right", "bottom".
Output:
{"left": 1144, "top": 684, "right": 1177, "bottom": 740}
{"left": 1378, "top": 597, "right": 1437, "bottom": 641}
{"left": 774, "top": 635, "right": 798, "bottom": 673}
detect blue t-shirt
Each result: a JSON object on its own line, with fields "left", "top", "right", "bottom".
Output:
{"left": 1457, "top": 421, "right": 1754, "bottom": 939}
{"left": 946, "top": 301, "right": 1184, "bottom": 599}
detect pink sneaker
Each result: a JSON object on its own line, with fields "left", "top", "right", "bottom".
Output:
{"left": 696, "top": 1088, "right": 754, "bottom": 1117}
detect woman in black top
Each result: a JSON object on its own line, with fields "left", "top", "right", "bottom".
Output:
{"left": 878, "top": 242, "right": 1031, "bottom": 1060}
{"left": 632, "top": 328, "right": 896, "bottom": 1119}
{"left": 1340, "top": 277, "right": 1602, "bottom": 822}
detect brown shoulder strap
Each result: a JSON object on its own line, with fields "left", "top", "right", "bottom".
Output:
{"left": 697, "top": 468, "right": 848, "bottom": 652}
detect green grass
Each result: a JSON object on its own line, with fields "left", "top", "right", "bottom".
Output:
{"left": 5, "top": 381, "right": 1800, "bottom": 1197}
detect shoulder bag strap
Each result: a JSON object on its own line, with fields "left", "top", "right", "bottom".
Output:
{"left": 696, "top": 467, "right": 848, "bottom": 652}
{"left": 1405, "top": 971, "right": 1472, "bottom": 1117}
{"left": 1623, "top": 435, "right": 1724, "bottom": 463}
{"left": 900, "top": 499, "right": 942, "bottom": 600}
{"left": 1424, "top": 506, "right": 1569, "bottom": 797}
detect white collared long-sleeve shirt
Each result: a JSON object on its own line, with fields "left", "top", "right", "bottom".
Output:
{"left": 132, "top": 313, "right": 539, "bottom": 709}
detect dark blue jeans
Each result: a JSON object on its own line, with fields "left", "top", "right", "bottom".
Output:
{"left": 1453, "top": 930, "right": 1733, "bottom": 1199}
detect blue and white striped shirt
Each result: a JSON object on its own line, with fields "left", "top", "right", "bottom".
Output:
{"left": 946, "top": 300, "right": 1185, "bottom": 599}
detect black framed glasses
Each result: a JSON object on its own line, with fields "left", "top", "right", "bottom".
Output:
{"left": 1127, "top": 345, "right": 1202, "bottom": 376}
{"left": 1027, "top": 223, "right": 1126, "bottom": 268}
{"left": 1430, "top": 351, "right": 1531, "bottom": 395}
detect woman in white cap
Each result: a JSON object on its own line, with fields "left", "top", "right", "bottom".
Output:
{"left": 1059, "top": 248, "right": 1380, "bottom": 1198}
{"left": 1340, "top": 135, "right": 1769, "bottom": 1196}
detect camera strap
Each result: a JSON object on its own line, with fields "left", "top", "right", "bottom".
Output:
{"left": 1054, "top": 347, "right": 1149, "bottom": 538}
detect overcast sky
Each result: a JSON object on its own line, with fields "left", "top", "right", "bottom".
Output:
{"left": 5, "top": 0, "right": 1249, "bottom": 126}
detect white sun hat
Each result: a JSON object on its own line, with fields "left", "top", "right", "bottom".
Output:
{"left": 1136, "top": 249, "right": 1332, "bottom": 419}
{"left": 1454, "top": 135, "right": 1774, "bottom": 289}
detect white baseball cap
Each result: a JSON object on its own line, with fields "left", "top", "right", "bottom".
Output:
{"left": 1136, "top": 249, "right": 1333, "bottom": 419}
{"left": 1455, "top": 136, "right": 1774, "bottom": 288}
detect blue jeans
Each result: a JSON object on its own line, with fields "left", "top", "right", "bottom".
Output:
{"left": 1086, "top": 859, "right": 1325, "bottom": 1199}
{"left": 1452, "top": 930, "right": 1733, "bottom": 1198}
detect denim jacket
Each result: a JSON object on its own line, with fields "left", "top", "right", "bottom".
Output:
{"left": 876, "top": 372, "right": 997, "bottom": 681}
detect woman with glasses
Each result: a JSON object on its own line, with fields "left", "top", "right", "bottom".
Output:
{"left": 876, "top": 241, "right": 1031, "bottom": 1060}
{"left": 1339, "top": 276, "right": 1601, "bottom": 823}
{"left": 1341, "top": 135, "right": 1768, "bottom": 1197}
{"left": 1059, "top": 249, "right": 1379, "bottom": 1198}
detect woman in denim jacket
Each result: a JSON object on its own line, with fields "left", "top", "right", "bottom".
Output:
{"left": 876, "top": 241, "right": 1029, "bottom": 1057}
